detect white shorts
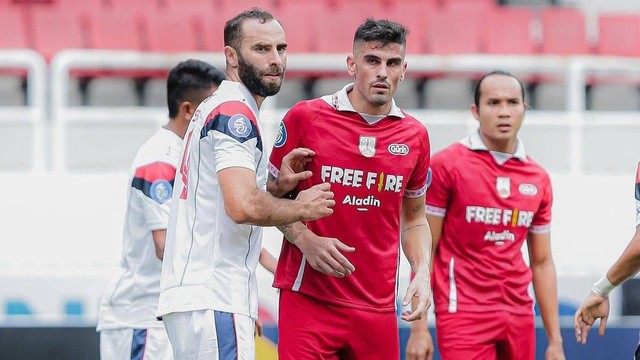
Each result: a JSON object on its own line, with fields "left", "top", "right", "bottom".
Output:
{"left": 100, "top": 327, "right": 172, "bottom": 360}
{"left": 163, "top": 310, "right": 255, "bottom": 360}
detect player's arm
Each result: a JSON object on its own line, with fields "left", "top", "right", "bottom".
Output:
{"left": 400, "top": 195, "right": 432, "bottom": 322}
{"left": 528, "top": 231, "right": 565, "bottom": 359}
{"left": 218, "top": 167, "right": 334, "bottom": 226}
{"left": 266, "top": 148, "right": 315, "bottom": 198}
{"left": 259, "top": 248, "right": 278, "bottom": 275}
{"left": 152, "top": 229, "right": 166, "bottom": 260}
{"left": 406, "top": 213, "right": 441, "bottom": 360}
{"left": 575, "top": 225, "right": 640, "bottom": 344}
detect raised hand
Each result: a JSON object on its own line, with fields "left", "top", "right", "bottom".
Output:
{"left": 272, "top": 148, "right": 316, "bottom": 197}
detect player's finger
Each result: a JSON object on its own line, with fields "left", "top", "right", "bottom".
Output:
{"left": 309, "top": 182, "right": 331, "bottom": 191}
{"left": 402, "top": 285, "right": 417, "bottom": 306}
{"left": 319, "top": 252, "right": 350, "bottom": 276}
{"left": 598, "top": 317, "right": 608, "bottom": 336}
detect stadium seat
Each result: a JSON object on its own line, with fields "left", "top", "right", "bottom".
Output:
{"left": 30, "top": 6, "right": 87, "bottom": 60}
{"left": 484, "top": 7, "right": 535, "bottom": 54}
{"left": 0, "top": 77, "right": 25, "bottom": 106}
{"left": 541, "top": 7, "right": 590, "bottom": 55}
{"left": 86, "top": 10, "right": 144, "bottom": 51}
{"left": 597, "top": 13, "right": 640, "bottom": 57}
{"left": 143, "top": 10, "right": 200, "bottom": 53}
{"left": 103, "top": 0, "right": 162, "bottom": 12}
{"left": 425, "top": 6, "right": 486, "bottom": 54}
{"left": 273, "top": 2, "right": 324, "bottom": 53}
{"left": 384, "top": 1, "right": 436, "bottom": 54}
{"left": 216, "top": 0, "right": 275, "bottom": 11}
{"left": 0, "top": 7, "right": 29, "bottom": 49}
{"left": 314, "top": 2, "right": 385, "bottom": 53}
{"left": 440, "top": 0, "right": 496, "bottom": 7}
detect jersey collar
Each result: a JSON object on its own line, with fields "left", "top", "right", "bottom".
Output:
{"left": 219, "top": 80, "right": 260, "bottom": 115}
{"left": 322, "top": 83, "right": 405, "bottom": 119}
{"left": 460, "top": 129, "right": 528, "bottom": 164}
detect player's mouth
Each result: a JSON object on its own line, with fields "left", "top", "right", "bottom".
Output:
{"left": 497, "top": 124, "right": 512, "bottom": 132}
{"left": 372, "top": 83, "right": 389, "bottom": 89}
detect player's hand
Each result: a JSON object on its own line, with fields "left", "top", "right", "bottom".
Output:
{"left": 295, "top": 183, "right": 335, "bottom": 221}
{"left": 274, "top": 147, "right": 316, "bottom": 195}
{"left": 574, "top": 291, "right": 610, "bottom": 345}
{"left": 405, "top": 328, "right": 434, "bottom": 360}
{"left": 401, "top": 266, "right": 431, "bottom": 322}
{"left": 294, "top": 228, "right": 355, "bottom": 278}
{"left": 255, "top": 318, "right": 263, "bottom": 337}
{"left": 545, "top": 340, "right": 565, "bottom": 360}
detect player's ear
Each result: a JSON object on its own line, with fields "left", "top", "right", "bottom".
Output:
{"left": 225, "top": 46, "right": 238, "bottom": 67}
{"left": 471, "top": 103, "right": 480, "bottom": 120}
{"left": 181, "top": 101, "right": 196, "bottom": 121}
{"left": 346, "top": 55, "right": 356, "bottom": 76}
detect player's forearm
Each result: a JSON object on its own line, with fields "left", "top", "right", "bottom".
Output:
{"left": 606, "top": 227, "right": 640, "bottom": 286}
{"left": 238, "top": 191, "right": 310, "bottom": 226}
{"left": 401, "top": 218, "right": 431, "bottom": 274}
{"left": 532, "top": 260, "right": 563, "bottom": 343}
{"left": 410, "top": 296, "right": 429, "bottom": 333}
{"left": 266, "top": 174, "right": 290, "bottom": 199}
{"left": 277, "top": 221, "right": 310, "bottom": 245}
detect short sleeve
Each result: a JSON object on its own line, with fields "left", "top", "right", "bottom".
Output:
{"left": 529, "top": 173, "right": 552, "bottom": 234}
{"left": 404, "top": 125, "right": 431, "bottom": 199}
{"left": 268, "top": 103, "right": 304, "bottom": 179}
{"left": 425, "top": 151, "right": 452, "bottom": 218}
{"left": 131, "top": 162, "right": 176, "bottom": 230}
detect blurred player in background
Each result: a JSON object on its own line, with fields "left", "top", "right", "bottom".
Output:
{"left": 269, "top": 18, "right": 432, "bottom": 360}
{"left": 410, "top": 71, "right": 565, "bottom": 360}
{"left": 96, "top": 59, "right": 224, "bottom": 360}
{"left": 574, "top": 162, "right": 640, "bottom": 360}
{"left": 157, "top": 8, "right": 335, "bottom": 360}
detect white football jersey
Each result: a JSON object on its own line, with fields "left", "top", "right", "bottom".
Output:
{"left": 98, "top": 127, "right": 182, "bottom": 331}
{"left": 157, "top": 81, "right": 267, "bottom": 319}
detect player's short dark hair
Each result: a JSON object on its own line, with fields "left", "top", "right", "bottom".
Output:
{"left": 224, "top": 8, "right": 276, "bottom": 51}
{"left": 473, "top": 70, "right": 526, "bottom": 108}
{"left": 167, "top": 59, "right": 224, "bottom": 118}
{"left": 353, "top": 18, "right": 408, "bottom": 50}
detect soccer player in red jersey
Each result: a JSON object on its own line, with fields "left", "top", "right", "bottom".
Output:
{"left": 408, "top": 71, "right": 566, "bottom": 360}
{"left": 268, "top": 19, "right": 432, "bottom": 360}
{"left": 574, "top": 163, "right": 640, "bottom": 360}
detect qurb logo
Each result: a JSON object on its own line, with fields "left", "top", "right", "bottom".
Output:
{"left": 388, "top": 143, "right": 409, "bottom": 156}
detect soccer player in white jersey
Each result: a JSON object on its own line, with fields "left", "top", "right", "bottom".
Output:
{"left": 157, "top": 8, "right": 336, "bottom": 360}
{"left": 97, "top": 59, "right": 225, "bottom": 360}
{"left": 575, "top": 163, "right": 640, "bottom": 359}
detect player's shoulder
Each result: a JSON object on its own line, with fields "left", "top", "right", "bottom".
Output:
{"left": 282, "top": 98, "right": 329, "bottom": 123}
{"left": 523, "top": 155, "right": 550, "bottom": 178}
{"left": 432, "top": 142, "right": 466, "bottom": 166}
{"left": 133, "top": 129, "right": 178, "bottom": 165}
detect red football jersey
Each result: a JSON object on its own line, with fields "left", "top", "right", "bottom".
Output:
{"left": 269, "top": 87, "right": 430, "bottom": 312}
{"left": 426, "top": 131, "right": 552, "bottom": 315}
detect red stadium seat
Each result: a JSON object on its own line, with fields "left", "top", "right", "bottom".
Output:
{"left": 385, "top": 2, "right": 436, "bottom": 54}
{"left": 143, "top": 10, "right": 200, "bottom": 53}
{"left": 597, "top": 13, "right": 640, "bottom": 57}
{"left": 314, "top": 2, "right": 385, "bottom": 53}
{"left": 273, "top": 1, "right": 326, "bottom": 53}
{"left": 86, "top": 10, "right": 144, "bottom": 50}
{"left": 425, "top": 6, "right": 486, "bottom": 54}
{"left": 541, "top": 7, "right": 590, "bottom": 55}
{"left": 30, "top": 6, "right": 87, "bottom": 60}
{"left": 484, "top": 7, "right": 535, "bottom": 54}
{"left": 103, "top": 0, "right": 162, "bottom": 12}
{"left": 0, "top": 7, "right": 29, "bottom": 49}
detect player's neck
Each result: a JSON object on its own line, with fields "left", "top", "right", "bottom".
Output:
{"left": 480, "top": 134, "right": 516, "bottom": 154}
{"left": 164, "top": 119, "right": 187, "bottom": 139}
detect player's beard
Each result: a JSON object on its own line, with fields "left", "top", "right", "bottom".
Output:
{"left": 238, "top": 53, "right": 284, "bottom": 98}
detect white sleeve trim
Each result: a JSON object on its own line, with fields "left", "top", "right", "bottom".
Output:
{"left": 529, "top": 223, "right": 551, "bottom": 234}
{"left": 268, "top": 162, "right": 280, "bottom": 178}
{"left": 404, "top": 183, "right": 427, "bottom": 198}
{"left": 425, "top": 205, "right": 446, "bottom": 217}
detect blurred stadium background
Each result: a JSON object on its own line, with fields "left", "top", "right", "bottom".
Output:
{"left": 4, "top": 0, "right": 640, "bottom": 358}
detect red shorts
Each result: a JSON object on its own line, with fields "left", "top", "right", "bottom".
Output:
{"left": 278, "top": 290, "right": 399, "bottom": 360}
{"left": 435, "top": 311, "right": 535, "bottom": 360}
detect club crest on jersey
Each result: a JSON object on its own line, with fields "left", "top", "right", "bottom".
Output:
{"left": 359, "top": 136, "right": 376, "bottom": 158}
{"left": 274, "top": 121, "right": 287, "bottom": 147}
{"left": 150, "top": 179, "right": 173, "bottom": 204}
{"left": 496, "top": 177, "right": 511, "bottom": 199}
{"left": 228, "top": 114, "right": 252, "bottom": 138}
{"left": 388, "top": 143, "right": 409, "bottom": 156}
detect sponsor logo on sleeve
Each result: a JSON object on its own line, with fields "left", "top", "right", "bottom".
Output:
{"left": 388, "top": 143, "right": 409, "bottom": 156}
{"left": 228, "top": 114, "right": 252, "bottom": 138}
{"left": 518, "top": 183, "right": 538, "bottom": 196}
{"left": 426, "top": 167, "right": 432, "bottom": 188}
{"left": 150, "top": 180, "right": 173, "bottom": 204}
{"left": 274, "top": 122, "right": 287, "bottom": 147}
{"left": 358, "top": 136, "right": 376, "bottom": 158}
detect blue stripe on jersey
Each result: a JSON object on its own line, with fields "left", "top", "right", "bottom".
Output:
{"left": 130, "top": 329, "right": 147, "bottom": 360}
{"left": 214, "top": 311, "right": 237, "bottom": 360}
{"left": 636, "top": 183, "right": 640, "bottom": 201}
{"left": 200, "top": 113, "right": 263, "bottom": 152}
{"left": 131, "top": 177, "right": 175, "bottom": 203}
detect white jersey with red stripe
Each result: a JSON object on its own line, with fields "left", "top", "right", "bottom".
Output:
{"left": 158, "top": 81, "right": 266, "bottom": 319}
{"left": 426, "top": 130, "right": 552, "bottom": 315}
{"left": 635, "top": 162, "right": 640, "bottom": 226}
{"left": 98, "top": 127, "right": 181, "bottom": 331}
